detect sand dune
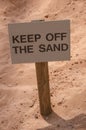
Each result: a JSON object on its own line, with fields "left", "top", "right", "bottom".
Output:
{"left": 0, "top": 0, "right": 86, "bottom": 130}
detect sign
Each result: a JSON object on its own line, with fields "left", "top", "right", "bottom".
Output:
{"left": 8, "top": 20, "right": 70, "bottom": 64}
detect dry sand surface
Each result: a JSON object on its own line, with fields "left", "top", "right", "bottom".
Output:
{"left": 0, "top": 0, "right": 86, "bottom": 130}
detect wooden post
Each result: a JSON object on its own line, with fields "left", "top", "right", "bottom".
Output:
{"left": 35, "top": 62, "right": 52, "bottom": 116}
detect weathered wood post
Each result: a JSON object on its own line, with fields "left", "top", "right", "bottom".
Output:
{"left": 35, "top": 62, "right": 52, "bottom": 116}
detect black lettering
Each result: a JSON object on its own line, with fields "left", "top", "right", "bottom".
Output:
{"left": 61, "top": 43, "right": 68, "bottom": 51}
{"left": 27, "top": 34, "right": 34, "bottom": 42}
{"left": 47, "top": 44, "right": 53, "bottom": 51}
{"left": 12, "top": 35, "right": 19, "bottom": 43}
{"left": 39, "top": 44, "right": 45, "bottom": 52}
{"left": 19, "top": 46, "right": 27, "bottom": 53}
{"left": 61, "top": 33, "right": 67, "bottom": 40}
{"left": 53, "top": 44, "right": 60, "bottom": 51}
{"left": 46, "top": 33, "right": 53, "bottom": 41}
{"left": 55, "top": 33, "right": 61, "bottom": 41}
{"left": 35, "top": 34, "right": 41, "bottom": 42}
{"left": 20, "top": 35, "right": 27, "bottom": 43}
{"left": 27, "top": 45, "right": 34, "bottom": 53}
{"left": 12, "top": 46, "right": 19, "bottom": 53}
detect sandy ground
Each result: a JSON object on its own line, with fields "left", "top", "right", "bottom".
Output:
{"left": 0, "top": 0, "right": 86, "bottom": 130}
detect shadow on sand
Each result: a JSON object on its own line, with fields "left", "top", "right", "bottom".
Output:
{"left": 37, "top": 111, "right": 86, "bottom": 130}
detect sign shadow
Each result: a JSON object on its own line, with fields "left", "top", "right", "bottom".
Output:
{"left": 37, "top": 111, "right": 86, "bottom": 130}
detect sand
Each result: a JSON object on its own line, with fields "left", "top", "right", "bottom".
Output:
{"left": 0, "top": 0, "right": 86, "bottom": 130}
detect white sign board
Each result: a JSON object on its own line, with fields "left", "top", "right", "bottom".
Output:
{"left": 8, "top": 20, "right": 70, "bottom": 64}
